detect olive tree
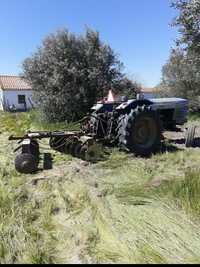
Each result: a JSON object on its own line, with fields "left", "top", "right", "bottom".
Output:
{"left": 22, "top": 28, "right": 138, "bottom": 122}
{"left": 161, "top": 0, "right": 200, "bottom": 111}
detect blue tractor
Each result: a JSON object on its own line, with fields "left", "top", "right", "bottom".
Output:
{"left": 83, "top": 93, "right": 189, "bottom": 156}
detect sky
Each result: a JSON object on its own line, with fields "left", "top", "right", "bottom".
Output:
{"left": 0, "top": 0, "right": 178, "bottom": 87}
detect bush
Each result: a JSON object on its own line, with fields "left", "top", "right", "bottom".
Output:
{"left": 22, "top": 28, "right": 139, "bottom": 122}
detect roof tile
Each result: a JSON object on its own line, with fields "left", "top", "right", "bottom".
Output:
{"left": 0, "top": 75, "right": 32, "bottom": 90}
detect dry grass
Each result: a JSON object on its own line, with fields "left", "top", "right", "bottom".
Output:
{"left": 1, "top": 111, "right": 200, "bottom": 263}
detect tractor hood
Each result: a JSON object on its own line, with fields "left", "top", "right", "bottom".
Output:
{"left": 149, "top": 97, "right": 189, "bottom": 109}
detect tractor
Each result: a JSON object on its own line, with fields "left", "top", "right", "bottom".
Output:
{"left": 82, "top": 93, "right": 188, "bottom": 156}
{"left": 9, "top": 91, "right": 189, "bottom": 174}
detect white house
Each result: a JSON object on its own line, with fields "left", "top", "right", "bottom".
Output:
{"left": 0, "top": 75, "right": 34, "bottom": 111}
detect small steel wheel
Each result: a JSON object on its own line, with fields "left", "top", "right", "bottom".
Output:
{"left": 185, "top": 125, "right": 196, "bottom": 147}
{"left": 15, "top": 153, "right": 38, "bottom": 174}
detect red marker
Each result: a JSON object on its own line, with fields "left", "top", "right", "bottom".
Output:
{"left": 107, "top": 90, "right": 115, "bottom": 102}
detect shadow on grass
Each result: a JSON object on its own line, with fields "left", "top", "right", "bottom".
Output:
{"left": 160, "top": 142, "right": 182, "bottom": 153}
{"left": 43, "top": 153, "right": 53, "bottom": 170}
{"left": 36, "top": 148, "right": 110, "bottom": 173}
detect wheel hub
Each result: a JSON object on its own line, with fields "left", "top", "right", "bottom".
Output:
{"left": 132, "top": 117, "right": 157, "bottom": 147}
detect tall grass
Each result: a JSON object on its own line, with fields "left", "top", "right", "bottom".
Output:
{"left": 0, "top": 110, "right": 80, "bottom": 136}
{"left": 154, "top": 169, "right": 200, "bottom": 217}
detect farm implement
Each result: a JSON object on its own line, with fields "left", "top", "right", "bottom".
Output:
{"left": 9, "top": 130, "right": 102, "bottom": 174}
{"left": 9, "top": 91, "right": 189, "bottom": 174}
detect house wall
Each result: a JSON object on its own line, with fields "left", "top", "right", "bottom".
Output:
{"left": 2, "top": 89, "right": 34, "bottom": 110}
{"left": 0, "top": 89, "right": 3, "bottom": 110}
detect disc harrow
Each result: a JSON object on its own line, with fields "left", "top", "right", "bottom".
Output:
{"left": 9, "top": 130, "right": 102, "bottom": 174}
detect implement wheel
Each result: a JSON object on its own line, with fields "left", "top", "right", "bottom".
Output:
{"left": 185, "top": 125, "right": 196, "bottom": 148}
{"left": 15, "top": 153, "right": 38, "bottom": 174}
{"left": 118, "top": 105, "right": 162, "bottom": 157}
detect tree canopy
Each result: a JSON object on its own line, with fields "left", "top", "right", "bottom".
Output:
{"left": 161, "top": 0, "right": 200, "bottom": 111}
{"left": 22, "top": 28, "right": 139, "bottom": 122}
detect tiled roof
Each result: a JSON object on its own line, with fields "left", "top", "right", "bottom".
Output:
{"left": 0, "top": 75, "right": 32, "bottom": 90}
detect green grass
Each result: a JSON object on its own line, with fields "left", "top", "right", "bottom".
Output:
{"left": 1, "top": 111, "right": 200, "bottom": 263}
{"left": 0, "top": 110, "right": 80, "bottom": 136}
{"left": 188, "top": 112, "right": 200, "bottom": 122}
{"left": 152, "top": 168, "right": 200, "bottom": 217}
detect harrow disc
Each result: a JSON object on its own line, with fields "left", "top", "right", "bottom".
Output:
{"left": 49, "top": 136, "right": 66, "bottom": 152}
{"left": 79, "top": 144, "right": 88, "bottom": 160}
{"left": 74, "top": 141, "right": 83, "bottom": 157}
{"left": 68, "top": 137, "right": 80, "bottom": 156}
{"left": 64, "top": 137, "right": 74, "bottom": 154}
{"left": 78, "top": 140, "right": 103, "bottom": 162}
{"left": 85, "top": 142, "right": 103, "bottom": 162}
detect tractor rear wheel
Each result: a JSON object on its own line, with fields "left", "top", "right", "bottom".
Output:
{"left": 117, "top": 105, "right": 162, "bottom": 156}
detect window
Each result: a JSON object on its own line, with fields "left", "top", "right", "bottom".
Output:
{"left": 18, "top": 95, "right": 26, "bottom": 104}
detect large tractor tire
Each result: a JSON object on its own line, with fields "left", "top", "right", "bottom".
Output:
{"left": 185, "top": 125, "right": 196, "bottom": 148}
{"left": 15, "top": 153, "right": 38, "bottom": 174}
{"left": 117, "top": 105, "right": 162, "bottom": 157}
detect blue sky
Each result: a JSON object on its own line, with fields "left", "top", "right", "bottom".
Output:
{"left": 0, "top": 0, "right": 178, "bottom": 87}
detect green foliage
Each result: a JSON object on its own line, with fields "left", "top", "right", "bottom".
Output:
{"left": 22, "top": 28, "right": 139, "bottom": 123}
{"left": 161, "top": 48, "right": 200, "bottom": 111}
{"left": 0, "top": 110, "right": 80, "bottom": 136}
{"left": 171, "top": 0, "right": 200, "bottom": 53}
{"left": 161, "top": 0, "right": 200, "bottom": 112}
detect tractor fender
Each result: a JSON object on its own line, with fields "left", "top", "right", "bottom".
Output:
{"left": 116, "top": 99, "right": 153, "bottom": 111}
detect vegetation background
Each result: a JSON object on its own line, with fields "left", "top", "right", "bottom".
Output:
{"left": 160, "top": 0, "right": 200, "bottom": 112}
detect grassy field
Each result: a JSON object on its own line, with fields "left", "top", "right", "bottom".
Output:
{"left": 1, "top": 111, "right": 200, "bottom": 263}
